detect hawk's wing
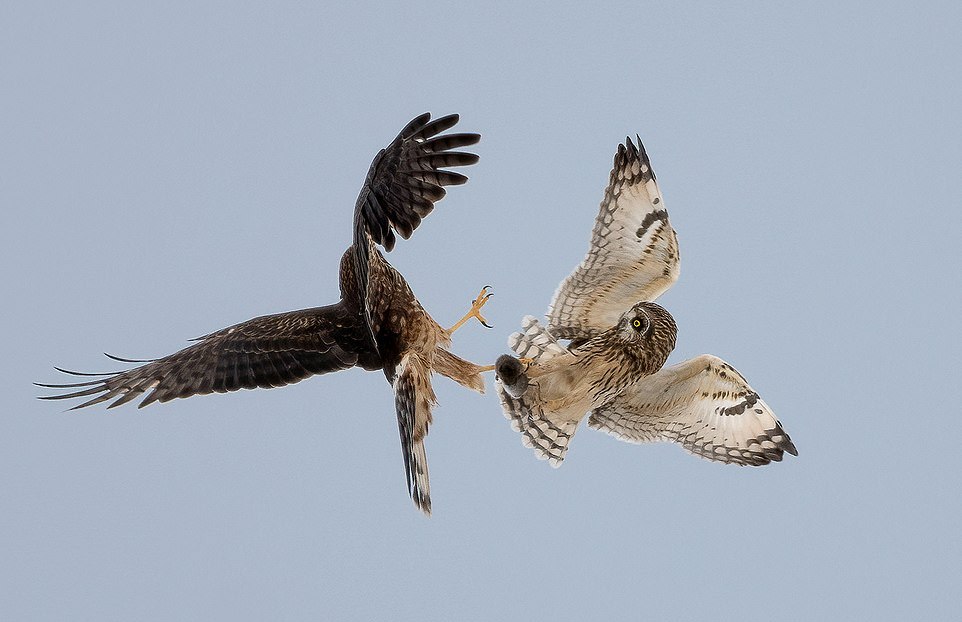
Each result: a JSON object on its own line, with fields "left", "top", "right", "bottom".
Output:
{"left": 587, "top": 355, "right": 797, "bottom": 466}
{"left": 38, "top": 303, "right": 371, "bottom": 409}
{"left": 351, "top": 113, "right": 480, "bottom": 347}
{"left": 546, "top": 136, "right": 679, "bottom": 341}
{"left": 393, "top": 352, "right": 436, "bottom": 515}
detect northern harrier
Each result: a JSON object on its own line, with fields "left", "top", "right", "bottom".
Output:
{"left": 496, "top": 136, "right": 797, "bottom": 467}
{"left": 39, "top": 112, "right": 493, "bottom": 515}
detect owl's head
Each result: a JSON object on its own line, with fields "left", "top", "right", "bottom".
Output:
{"left": 616, "top": 301, "right": 678, "bottom": 367}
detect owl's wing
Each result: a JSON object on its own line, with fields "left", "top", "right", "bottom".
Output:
{"left": 497, "top": 382, "right": 578, "bottom": 468}
{"left": 546, "top": 136, "right": 679, "bottom": 341}
{"left": 37, "top": 303, "right": 370, "bottom": 410}
{"left": 351, "top": 113, "right": 480, "bottom": 347}
{"left": 588, "top": 354, "right": 797, "bottom": 466}
{"left": 496, "top": 316, "right": 578, "bottom": 467}
{"left": 393, "top": 352, "right": 436, "bottom": 515}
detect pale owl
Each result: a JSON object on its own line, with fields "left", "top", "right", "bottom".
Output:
{"left": 496, "top": 136, "right": 796, "bottom": 467}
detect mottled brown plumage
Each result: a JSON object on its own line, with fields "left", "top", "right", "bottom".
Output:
{"left": 496, "top": 134, "right": 796, "bottom": 467}
{"left": 38, "top": 112, "right": 490, "bottom": 515}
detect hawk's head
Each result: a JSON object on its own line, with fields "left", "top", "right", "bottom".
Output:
{"left": 616, "top": 301, "right": 678, "bottom": 371}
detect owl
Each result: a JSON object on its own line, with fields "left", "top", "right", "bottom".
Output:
{"left": 495, "top": 136, "right": 796, "bottom": 467}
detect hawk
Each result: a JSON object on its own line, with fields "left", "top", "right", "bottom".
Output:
{"left": 38, "top": 112, "right": 493, "bottom": 515}
{"left": 495, "top": 135, "right": 797, "bottom": 467}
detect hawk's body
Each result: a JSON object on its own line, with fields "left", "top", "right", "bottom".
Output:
{"left": 40, "top": 113, "right": 488, "bottom": 514}
{"left": 496, "top": 135, "right": 796, "bottom": 468}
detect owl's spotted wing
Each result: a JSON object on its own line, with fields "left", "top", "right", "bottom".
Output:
{"left": 546, "top": 136, "right": 679, "bottom": 341}
{"left": 351, "top": 113, "right": 481, "bottom": 347}
{"left": 497, "top": 383, "right": 578, "bottom": 468}
{"left": 393, "top": 352, "right": 436, "bottom": 515}
{"left": 588, "top": 355, "right": 797, "bottom": 466}
{"left": 496, "top": 316, "right": 578, "bottom": 467}
{"left": 37, "top": 303, "right": 371, "bottom": 410}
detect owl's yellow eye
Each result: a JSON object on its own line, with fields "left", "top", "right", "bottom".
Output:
{"left": 632, "top": 318, "right": 642, "bottom": 329}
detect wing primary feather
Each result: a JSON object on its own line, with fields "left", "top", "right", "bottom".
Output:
{"left": 103, "top": 353, "right": 158, "bottom": 364}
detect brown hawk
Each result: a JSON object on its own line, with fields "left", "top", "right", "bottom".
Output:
{"left": 495, "top": 135, "right": 797, "bottom": 467}
{"left": 38, "top": 112, "right": 493, "bottom": 515}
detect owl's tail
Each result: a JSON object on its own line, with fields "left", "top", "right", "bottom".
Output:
{"left": 495, "top": 317, "right": 577, "bottom": 467}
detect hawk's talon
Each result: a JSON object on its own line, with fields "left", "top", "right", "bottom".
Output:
{"left": 446, "top": 286, "right": 494, "bottom": 336}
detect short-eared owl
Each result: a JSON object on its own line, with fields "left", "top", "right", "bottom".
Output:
{"left": 39, "top": 113, "right": 493, "bottom": 515}
{"left": 496, "top": 136, "right": 796, "bottom": 467}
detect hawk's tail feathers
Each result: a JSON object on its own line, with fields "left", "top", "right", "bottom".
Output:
{"left": 394, "top": 353, "right": 434, "bottom": 515}
{"left": 507, "top": 316, "right": 569, "bottom": 361}
{"left": 495, "top": 359, "right": 576, "bottom": 467}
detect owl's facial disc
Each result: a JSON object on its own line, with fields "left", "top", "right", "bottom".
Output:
{"left": 619, "top": 305, "right": 651, "bottom": 340}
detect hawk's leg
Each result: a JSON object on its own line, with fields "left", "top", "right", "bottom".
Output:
{"left": 445, "top": 286, "right": 493, "bottom": 336}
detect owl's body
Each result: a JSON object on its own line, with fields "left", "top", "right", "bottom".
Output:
{"left": 515, "top": 302, "right": 674, "bottom": 422}
{"left": 496, "top": 135, "right": 796, "bottom": 468}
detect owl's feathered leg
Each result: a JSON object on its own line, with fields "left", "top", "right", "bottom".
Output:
{"left": 445, "top": 286, "right": 493, "bottom": 336}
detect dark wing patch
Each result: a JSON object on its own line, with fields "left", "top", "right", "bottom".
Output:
{"left": 354, "top": 112, "right": 480, "bottom": 252}
{"left": 37, "top": 303, "right": 373, "bottom": 409}
{"left": 350, "top": 113, "right": 480, "bottom": 352}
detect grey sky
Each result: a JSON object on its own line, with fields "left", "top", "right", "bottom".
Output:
{"left": 3, "top": 1, "right": 960, "bottom": 620}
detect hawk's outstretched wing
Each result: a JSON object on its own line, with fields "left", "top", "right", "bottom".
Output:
{"left": 37, "top": 303, "right": 372, "bottom": 409}
{"left": 587, "top": 355, "right": 797, "bottom": 466}
{"left": 546, "top": 136, "right": 679, "bottom": 341}
{"left": 351, "top": 113, "right": 481, "bottom": 348}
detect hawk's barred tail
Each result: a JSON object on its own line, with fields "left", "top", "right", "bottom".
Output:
{"left": 393, "top": 353, "right": 434, "bottom": 515}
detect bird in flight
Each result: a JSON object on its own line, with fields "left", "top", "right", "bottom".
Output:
{"left": 39, "top": 112, "right": 493, "bottom": 515}
{"left": 495, "top": 135, "right": 797, "bottom": 468}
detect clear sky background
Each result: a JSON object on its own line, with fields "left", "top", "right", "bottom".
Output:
{"left": 3, "top": 1, "right": 960, "bottom": 620}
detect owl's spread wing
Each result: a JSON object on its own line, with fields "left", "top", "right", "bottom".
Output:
{"left": 588, "top": 355, "right": 797, "bottom": 466}
{"left": 496, "top": 318, "right": 577, "bottom": 467}
{"left": 497, "top": 381, "right": 578, "bottom": 468}
{"left": 351, "top": 113, "right": 481, "bottom": 347}
{"left": 393, "top": 352, "right": 436, "bottom": 515}
{"left": 38, "top": 303, "right": 370, "bottom": 409}
{"left": 546, "top": 136, "right": 679, "bottom": 340}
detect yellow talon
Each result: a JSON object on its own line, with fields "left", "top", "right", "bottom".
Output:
{"left": 446, "top": 286, "right": 494, "bottom": 336}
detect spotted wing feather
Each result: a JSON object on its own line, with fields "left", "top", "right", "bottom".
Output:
{"left": 507, "top": 316, "right": 569, "bottom": 361}
{"left": 37, "top": 304, "right": 369, "bottom": 410}
{"left": 497, "top": 319, "right": 576, "bottom": 466}
{"left": 588, "top": 355, "right": 797, "bottom": 466}
{"left": 547, "top": 136, "right": 679, "bottom": 340}
{"left": 496, "top": 381, "right": 577, "bottom": 468}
